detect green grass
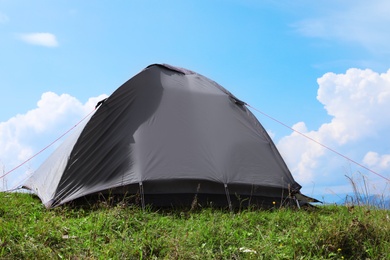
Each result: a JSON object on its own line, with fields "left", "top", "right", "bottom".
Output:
{"left": 0, "top": 192, "right": 389, "bottom": 259}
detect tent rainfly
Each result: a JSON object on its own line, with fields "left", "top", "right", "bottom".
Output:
{"left": 23, "top": 64, "right": 317, "bottom": 208}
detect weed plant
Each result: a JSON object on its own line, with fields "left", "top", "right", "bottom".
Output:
{"left": 345, "top": 171, "right": 390, "bottom": 209}
{"left": 0, "top": 192, "right": 389, "bottom": 259}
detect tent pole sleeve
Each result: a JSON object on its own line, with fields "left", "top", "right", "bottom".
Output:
{"left": 139, "top": 182, "right": 145, "bottom": 210}
{"left": 224, "top": 184, "right": 233, "bottom": 212}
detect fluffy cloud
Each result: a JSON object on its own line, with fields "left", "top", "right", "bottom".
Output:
{"left": 18, "top": 32, "right": 59, "bottom": 47}
{"left": 363, "top": 152, "right": 390, "bottom": 171}
{"left": 292, "top": 0, "right": 390, "bottom": 54}
{"left": 277, "top": 68, "right": 390, "bottom": 196}
{"left": 317, "top": 68, "right": 390, "bottom": 143}
{"left": 0, "top": 92, "right": 107, "bottom": 191}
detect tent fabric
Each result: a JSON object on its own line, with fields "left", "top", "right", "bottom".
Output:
{"left": 23, "top": 64, "right": 306, "bottom": 208}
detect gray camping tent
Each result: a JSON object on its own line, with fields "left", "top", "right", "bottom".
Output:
{"left": 23, "top": 64, "right": 314, "bottom": 208}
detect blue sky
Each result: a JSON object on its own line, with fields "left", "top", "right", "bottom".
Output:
{"left": 1, "top": 0, "right": 390, "bottom": 202}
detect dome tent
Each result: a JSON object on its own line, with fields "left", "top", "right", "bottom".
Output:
{"left": 23, "top": 64, "right": 315, "bottom": 208}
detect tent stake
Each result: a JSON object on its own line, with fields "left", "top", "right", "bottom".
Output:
{"left": 224, "top": 184, "right": 233, "bottom": 212}
{"left": 294, "top": 196, "right": 301, "bottom": 209}
{"left": 139, "top": 182, "right": 145, "bottom": 210}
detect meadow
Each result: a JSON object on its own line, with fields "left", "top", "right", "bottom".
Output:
{"left": 0, "top": 192, "right": 389, "bottom": 259}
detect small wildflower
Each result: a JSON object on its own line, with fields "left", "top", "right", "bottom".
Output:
{"left": 272, "top": 201, "right": 276, "bottom": 205}
{"left": 239, "top": 247, "right": 257, "bottom": 254}
{"left": 337, "top": 248, "right": 342, "bottom": 252}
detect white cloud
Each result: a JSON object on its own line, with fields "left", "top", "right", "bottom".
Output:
{"left": 278, "top": 122, "right": 327, "bottom": 185}
{"left": 277, "top": 68, "right": 390, "bottom": 196}
{"left": 317, "top": 69, "right": 390, "bottom": 142}
{"left": 363, "top": 152, "right": 390, "bottom": 171}
{"left": 0, "top": 92, "right": 107, "bottom": 191}
{"left": 18, "top": 32, "right": 59, "bottom": 47}
{"left": 292, "top": 0, "right": 390, "bottom": 54}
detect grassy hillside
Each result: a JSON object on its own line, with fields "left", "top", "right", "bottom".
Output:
{"left": 0, "top": 192, "right": 389, "bottom": 259}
